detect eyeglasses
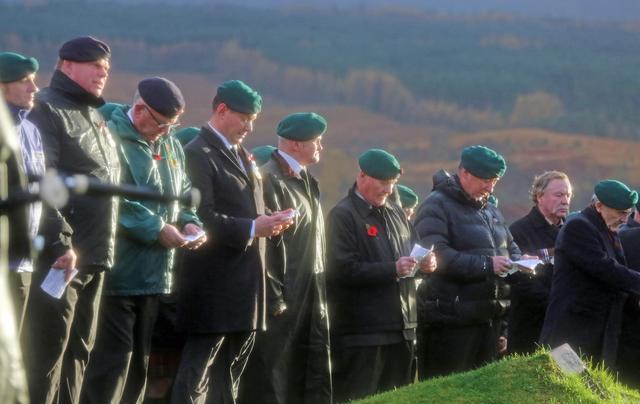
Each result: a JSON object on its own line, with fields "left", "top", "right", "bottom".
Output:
{"left": 143, "top": 105, "right": 181, "bottom": 130}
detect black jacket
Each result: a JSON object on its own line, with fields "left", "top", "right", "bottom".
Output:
{"left": 540, "top": 205, "right": 640, "bottom": 366}
{"left": 617, "top": 218, "right": 640, "bottom": 387}
{"left": 176, "top": 126, "right": 266, "bottom": 334}
{"left": 28, "top": 70, "right": 120, "bottom": 269}
{"left": 326, "top": 185, "right": 417, "bottom": 347}
{"left": 241, "top": 151, "right": 331, "bottom": 404}
{"left": 413, "top": 170, "right": 519, "bottom": 326}
{"left": 507, "top": 206, "right": 559, "bottom": 354}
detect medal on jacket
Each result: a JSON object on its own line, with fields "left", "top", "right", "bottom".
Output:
{"left": 151, "top": 141, "right": 162, "bottom": 161}
{"left": 248, "top": 153, "right": 261, "bottom": 180}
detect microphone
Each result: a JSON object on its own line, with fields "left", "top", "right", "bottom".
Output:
{"left": 0, "top": 170, "right": 201, "bottom": 212}
{"left": 63, "top": 174, "right": 201, "bottom": 209}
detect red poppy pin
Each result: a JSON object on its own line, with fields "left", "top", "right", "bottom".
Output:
{"left": 366, "top": 224, "right": 378, "bottom": 237}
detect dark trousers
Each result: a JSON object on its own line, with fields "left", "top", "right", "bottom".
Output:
{"left": 80, "top": 294, "right": 160, "bottom": 404}
{"left": 332, "top": 341, "right": 414, "bottom": 403}
{"left": 25, "top": 268, "right": 104, "bottom": 404}
{"left": 171, "top": 332, "right": 256, "bottom": 404}
{"left": 238, "top": 313, "right": 332, "bottom": 404}
{"left": 8, "top": 271, "right": 31, "bottom": 337}
{"left": 417, "top": 322, "right": 498, "bottom": 380}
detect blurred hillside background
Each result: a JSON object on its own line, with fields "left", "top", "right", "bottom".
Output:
{"left": 2, "top": 0, "right": 640, "bottom": 220}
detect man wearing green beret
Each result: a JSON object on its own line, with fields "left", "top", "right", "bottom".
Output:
{"left": 1, "top": 51, "right": 77, "bottom": 341}
{"left": 397, "top": 184, "right": 419, "bottom": 220}
{"left": 174, "top": 126, "right": 200, "bottom": 147}
{"left": 239, "top": 112, "right": 331, "bottom": 404}
{"left": 172, "top": 80, "right": 294, "bottom": 404}
{"left": 250, "top": 144, "right": 276, "bottom": 167}
{"left": 413, "top": 145, "right": 522, "bottom": 379}
{"left": 540, "top": 179, "right": 640, "bottom": 368}
{"left": 326, "top": 149, "right": 436, "bottom": 402}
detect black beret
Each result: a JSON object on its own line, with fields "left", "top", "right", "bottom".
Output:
{"left": 59, "top": 36, "right": 111, "bottom": 62}
{"left": 138, "top": 77, "right": 185, "bottom": 118}
{"left": 0, "top": 52, "right": 38, "bottom": 83}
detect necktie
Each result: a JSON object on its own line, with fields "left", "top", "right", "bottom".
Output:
{"left": 300, "top": 169, "right": 312, "bottom": 198}
{"left": 231, "top": 146, "right": 246, "bottom": 174}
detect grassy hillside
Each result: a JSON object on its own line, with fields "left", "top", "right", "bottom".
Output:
{"left": 3, "top": 3, "right": 640, "bottom": 138}
{"left": 356, "top": 351, "right": 640, "bottom": 403}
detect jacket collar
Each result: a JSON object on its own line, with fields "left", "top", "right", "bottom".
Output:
{"left": 433, "top": 169, "right": 484, "bottom": 209}
{"left": 199, "top": 125, "right": 253, "bottom": 184}
{"left": 272, "top": 150, "right": 303, "bottom": 179}
{"left": 529, "top": 205, "right": 564, "bottom": 229}
{"left": 50, "top": 69, "right": 105, "bottom": 108}
{"left": 348, "top": 183, "right": 391, "bottom": 220}
{"left": 109, "top": 105, "right": 171, "bottom": 147}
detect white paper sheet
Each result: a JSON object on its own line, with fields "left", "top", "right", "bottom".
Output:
{"left": 184, "top": 230, "right": 206, "bottom": 243}
{"left": 40, "top": 267, "right": 78, "bottom": 299}
{"left": 403, "top": 244, "right": 434, "bottom": 278}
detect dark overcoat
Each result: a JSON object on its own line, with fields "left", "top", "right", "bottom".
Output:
{"left": 507, "top": 206, "right": 558, "bottom": 354}
{"left": 176, "top": 126, "right": 266, "bottom": 334}
{"left": 616, "top": 219, "right": 640, "bottom": 387}
{"left": 540, "top": 205, "right": 640, "bottom": 366}
{"left": 241, "top": 151, "right": 331, "bottom": 404}
{"left": 326, "top": 186, "right": 417, "bottom": 344}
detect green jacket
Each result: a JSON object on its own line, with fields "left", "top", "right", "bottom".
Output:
{"left": 102, "top": 105, "right": 201, "bottom": 295}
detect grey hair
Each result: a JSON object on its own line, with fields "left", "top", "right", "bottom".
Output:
{"left": 529, "top": 171, "right": 570, "bottom": 205}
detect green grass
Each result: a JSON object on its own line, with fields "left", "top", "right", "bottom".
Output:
{"left": 355, "top": 351, "right": 640, "bottom": 403}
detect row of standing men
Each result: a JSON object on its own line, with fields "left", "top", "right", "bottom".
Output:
{"left": 1, "top": 35, "right": 640, "bottom": 404}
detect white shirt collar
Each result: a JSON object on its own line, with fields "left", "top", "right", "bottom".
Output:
{"left": 277, "top": 150, "right": 305, "bottom": 175}
{"left": 208, "top": 122, "right": 234, "bottom": 150}
{"left": 127, "top": 107, "right": 135, "bottom": 124}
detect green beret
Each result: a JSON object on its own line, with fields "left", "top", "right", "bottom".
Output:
{"left": 174, "top": 127, "right": 200, "bottom": 146}
{"left": 359, "top": 149, "right": 402, "bottom": 180}
{"left": 0, "top": 52, "right": 39, "bottom": 83}
{"left": 397, "top": 184, "right": 418, "bottom": 208}
{"left": 461, "top": 145, "right": 507, "bottom": 179}
{"left": 594, "top": 179, "right": 638, "bottom": 210}
{"left": 98, "top": 102, "right": 125, "bottom": 121}
{"left": 277, "top": 112, "right": 327, "bottom": 141}
{"left": 251, "top": 145, "right": 276, "bottom": 166}
{"left": 216, "top": 80, "right": 262, "bottom": 114}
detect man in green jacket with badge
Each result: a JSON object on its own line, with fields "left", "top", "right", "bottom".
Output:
{"left": 240, "top": 112, "right": 331, "bottom": 404}
{"left": 81, "top": 77, "right": 205, "bottom": 404}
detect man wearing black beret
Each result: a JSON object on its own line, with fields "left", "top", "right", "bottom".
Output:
{"left": 325, "top": 149, "right": 436, "bottom": 402}
{"left": 239, "top": 112, "right": 332, "bottom": 404}
{"left": 24, "top": 35, "right": 120, "bottom": 404}
{"left": 540, "top": 180, "right": 640, "bottom": 368}
{"left": 413, "top": 145, "right": 523, "bottom": 379}
{"left": 81, "top": 77, "right": 205, "bottom": 404}
{"left": 172, "top": 80, "right": 294, "bottom": 403}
